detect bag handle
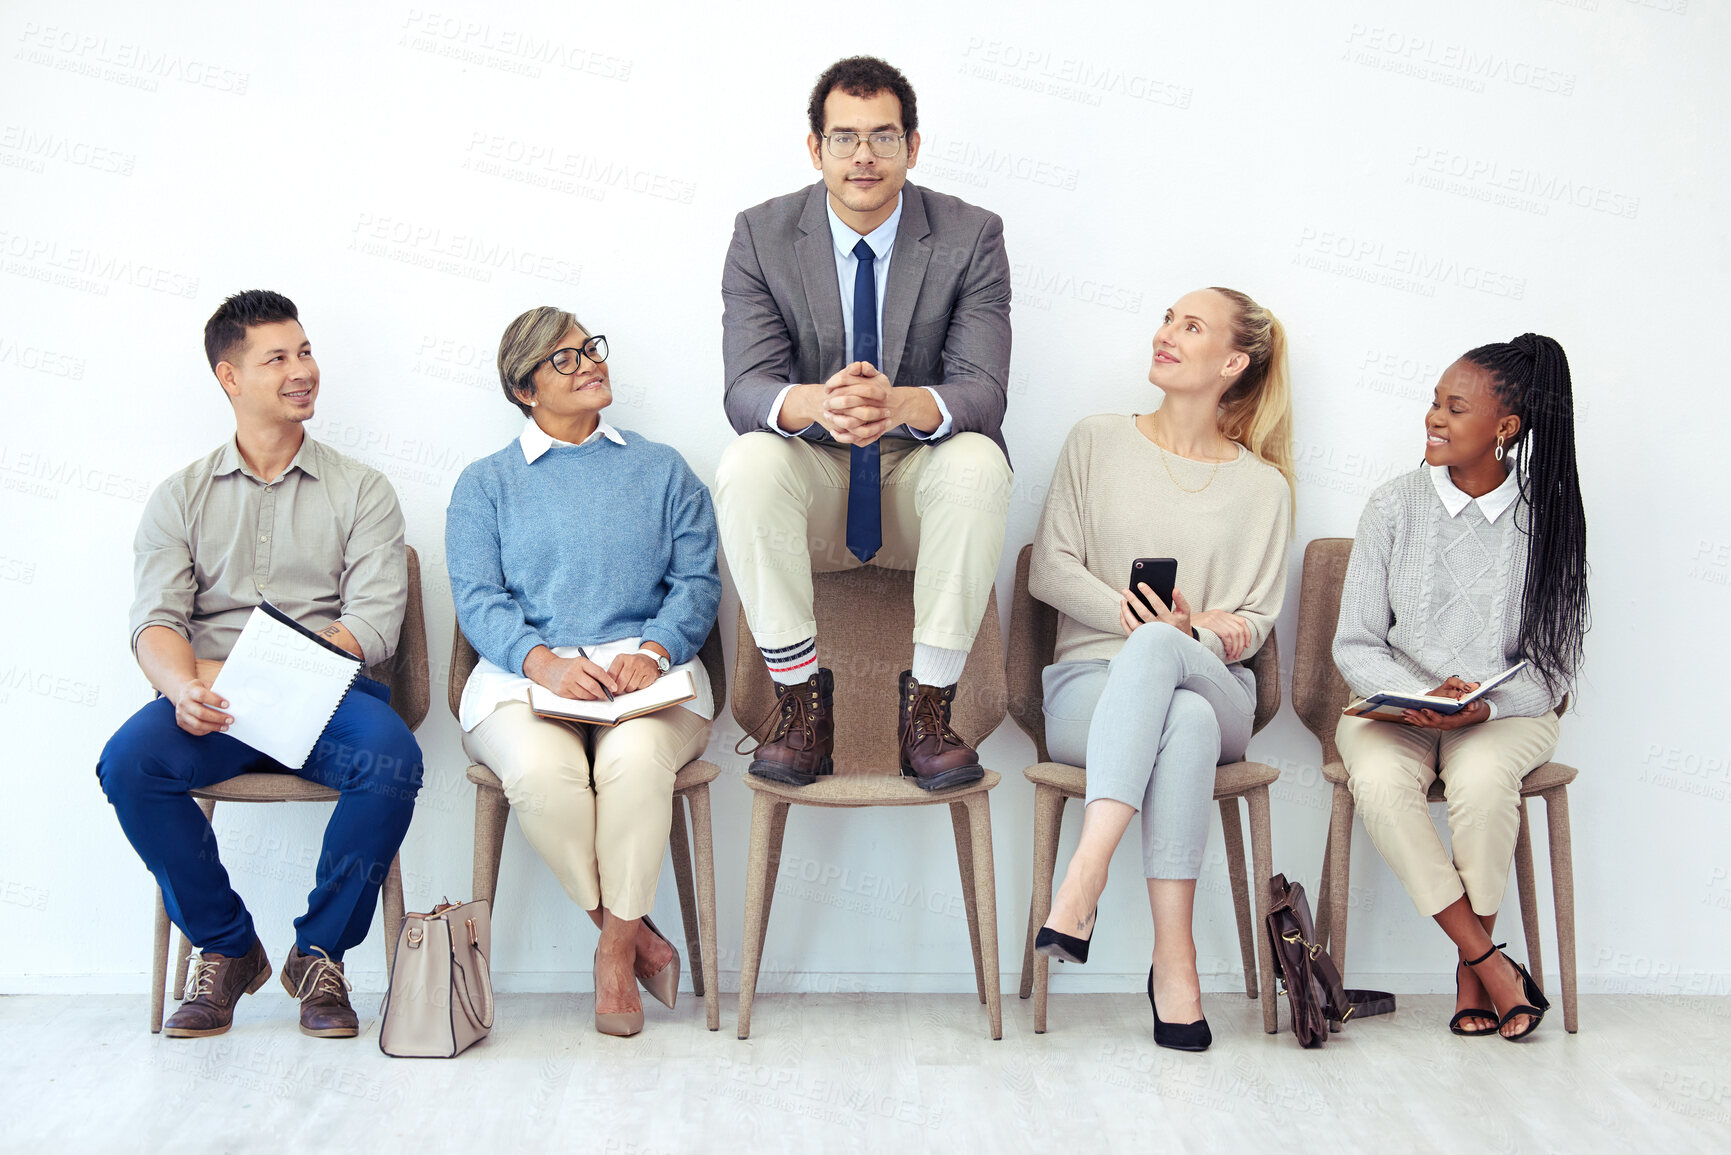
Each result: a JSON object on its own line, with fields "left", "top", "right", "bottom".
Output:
{"left": 449, "top": 916, "right": 494, "bottom": 1031}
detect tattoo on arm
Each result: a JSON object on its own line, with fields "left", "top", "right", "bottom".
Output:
{"left": 318, "top": 624, "right": 343, "bottom": 640}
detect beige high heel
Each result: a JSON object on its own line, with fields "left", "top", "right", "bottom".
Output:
{"left": 637, "top": 915, "right": 681, "bottom": 1011}
{"left": 593, "top": 947, "right": 644, "bottom": 1037}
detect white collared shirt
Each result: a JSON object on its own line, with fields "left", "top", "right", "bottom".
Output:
{"left": 519, "top": 416, "right": 626, "bottom": 463}
{"left": 765, "top": 192, "right": 953, "bottom": 441}
{"left": 456, "top": 417, "right": 715, "bottom": 731}
{"left": 1429, "top": 464, "right": 1521, "bottom": 523}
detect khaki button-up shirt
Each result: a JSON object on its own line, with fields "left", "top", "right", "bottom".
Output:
{"left": 129, "top": 436, "right": 407, "bottom": 666}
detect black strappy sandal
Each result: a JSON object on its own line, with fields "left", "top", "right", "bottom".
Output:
{"left": 1464, "top": 942, "right": 1550, "bottom": 1041}
{"left": 1448, "top": 958, "right": 1498, "bottom": 1037}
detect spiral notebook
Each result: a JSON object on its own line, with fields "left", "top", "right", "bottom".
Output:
{"left": 210, "top": 603, "right": 364, "bottom": 768}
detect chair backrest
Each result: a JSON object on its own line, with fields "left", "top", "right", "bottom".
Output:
{"left": 1292, "top": 537, "right": 1355, "bottom": 765}
{"left": 732, "top": 566, "right": 1006, "bottom": 775}
{"left": 1005, "top": 543, "right": 1281, "bottom": 764}
{"left": 447, "top": 613, "right": 726, "bottom": 723}
{"left": 366, "top": 544, "right": 429, "bottom": 732}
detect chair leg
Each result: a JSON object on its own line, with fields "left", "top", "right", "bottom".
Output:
{"left": 1323, "top": 782, "right": 1355, "bottom": 979}
{"left": 755, "top": 801, "right": 789, "bottom": 968}
{"left": 1315, "top": 824, "right": 1334, "bottom": 948}
{"left": 1218, "top": 795, "right": 1259, "bottom": 1000}
{"left": 963, "top": 793, "right": 1003, "bottom": 1041}
{"left": 1027, "top": 788, "right": 1065, "bottom": 1034}
{"left": 1513, "top": 797, "right": 1544, "bottom": 992}
{"left": 150, "top": 888, "right": 171, "bottom": 1033}
{"left": 950, "top": 800, "right": 987, "bottom": 1006}
{"left": 737, "top": 792, "right": 785, "bottom": 1040}
{"left": 686, "top": 783, "right": 721, "bottom": 1032}
{"left": 1543, "top": 787, "right": 1579, "bottom": 1034}
{"left": 472, "top": 783, "right": 510, "bottom": 909}
{"left": 383, "top": 855, "right": 405, "bottom": 974}
{"left": 1246, "top": 786, "right": 1278, "bottom": 1035}
{"left": 668, "top": 791, "right": 704, "bottom": 1000}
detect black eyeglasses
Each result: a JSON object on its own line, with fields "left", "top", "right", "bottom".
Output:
{"left": 822, "top": 131, "right": 905, "bottom": 159}
{"left": 537, "top": 335, "right": 608, "bottom": 375}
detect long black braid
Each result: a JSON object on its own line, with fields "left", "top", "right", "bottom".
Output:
{"left": 1461, "top": 333, "right": 1590, "bottom": 697}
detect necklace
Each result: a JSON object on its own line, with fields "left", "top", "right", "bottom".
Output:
{"left": 1142, "top": 413, "right": 1223, "bottom": 494}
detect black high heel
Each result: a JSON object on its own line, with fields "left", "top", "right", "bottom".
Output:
{"left": 1464, "top": 942, "right": 1550, "bottom": 1041}
{"left": 1034, "top": 908, "right": 1096, "bottom": 965}
{"left": 1448, "top": 958, "right": 1498, "bottom": 1037}
{"left": 1148, "top": 967, "right": 1211, "bottom": 1052}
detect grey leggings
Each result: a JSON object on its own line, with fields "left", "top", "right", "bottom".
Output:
{"left": 1042, "top": 624, "right": 1256, "bottom": 879}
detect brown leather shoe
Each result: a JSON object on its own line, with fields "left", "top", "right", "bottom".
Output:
{"left": 281, "top": 945, "right": 359, "bottom": 1038}
{"left": 162, "top": 938, "right": 272, "bottom": 1038}
{"left": 739, "top": 668, "right": 835, "bottom": 786}
{"left": 898, "top": 671, "right": 985, "bottom": 791}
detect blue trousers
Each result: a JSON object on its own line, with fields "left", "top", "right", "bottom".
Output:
{"left": 98, "top": 678, "right": 422, "bottom": 960}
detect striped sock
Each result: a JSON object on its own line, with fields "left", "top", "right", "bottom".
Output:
{"left": 761, "top": 637, "right": 818, "bottom": 686}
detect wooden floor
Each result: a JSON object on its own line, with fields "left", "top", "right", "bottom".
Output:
{"left": 1, "top": 991, "right": 1726, "bottom": 1153}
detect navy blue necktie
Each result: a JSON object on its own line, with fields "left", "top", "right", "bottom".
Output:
{"left": 845, "top": 237, "right": 882, "bottom": 562}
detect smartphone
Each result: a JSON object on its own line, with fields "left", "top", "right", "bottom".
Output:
{"left": 1128, "top": 557, "right": 1178, "bottom": 618}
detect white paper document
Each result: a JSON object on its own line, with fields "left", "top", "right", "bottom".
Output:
{"left": 210, "top": 603, "right": 363, "bottom": 768}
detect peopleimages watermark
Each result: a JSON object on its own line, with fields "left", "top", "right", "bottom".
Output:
{"left": 13, "top": 22, "right": 249, "bottom": 95}
{"left": 1342, "top": 25, "right": 1576, "bottom": 96}
{"left": 1407, "top": 146, "right": 1639, "bottom": 219}
{"left": 398, "top": 9, "right": 632, "bottom": 81}
{"left": 960, "top": 38, "right": 1192, "bottom": 110}
{"left": 1293, "top": 227, "right": 1526, "bottom": 300}
{"left": 462, "top": 132, "right": 695, "bottom": 204}
{"left": 0, "top": 124, "right": 135, "bottom": 176}
{"left": 348, "top": 212, "right": 582, "bottom": 287}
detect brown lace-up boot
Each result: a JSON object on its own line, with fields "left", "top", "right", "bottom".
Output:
{"left": 897, "top": 672, "right": 985, "bottom": 791}
{"left": 162, "top": 938, "right": 272, "bottom": 1038}
{"left": 281, "top": 945, "right": 359, "bottom": 1038}
{"left": 740, "top": 668, "right": 835, "bottom": 786}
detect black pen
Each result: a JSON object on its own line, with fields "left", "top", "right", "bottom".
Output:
{"left": 577, "top": 646, "right": 615, "bottom": 702}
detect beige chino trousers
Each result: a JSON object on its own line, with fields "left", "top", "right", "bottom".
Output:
{"left": 713, "top": 431, "right": 1013, "bottom": 653}
{"left": 462, "top": 701, "right": 712, "bottom": 921}
{"left": 1336, "top": 708, "right": 1561, "bottom": 918}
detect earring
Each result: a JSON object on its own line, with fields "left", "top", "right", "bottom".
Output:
{"left": 1494, "top": 432, "right": 1505, "bottom": 461}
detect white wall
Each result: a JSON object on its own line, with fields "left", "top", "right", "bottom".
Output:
{"left": 3, "top": 0, "right": 1727, "bottom": 997}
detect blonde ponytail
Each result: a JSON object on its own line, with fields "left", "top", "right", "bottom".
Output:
{"left": 1209, "top": 286, "right": 1295, "bottom": 516}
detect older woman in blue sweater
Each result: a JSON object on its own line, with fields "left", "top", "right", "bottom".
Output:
{"left": 447, "top": 307, "right": 720, "bottom": 1038}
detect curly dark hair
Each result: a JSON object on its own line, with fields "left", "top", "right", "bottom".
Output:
{"left": 204, "top": 289, "right": 299, "bottom": 371}
{"left": 807, "top": 56, "right": 918, "bottom": 137}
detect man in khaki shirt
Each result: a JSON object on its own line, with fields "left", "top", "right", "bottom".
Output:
{"left": 97, "top": 290, "right": 421, "bottom": 1040}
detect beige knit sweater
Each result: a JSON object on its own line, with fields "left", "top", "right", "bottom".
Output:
{"left": 1029, "top": 414, "right": 1292, "bottom": 666}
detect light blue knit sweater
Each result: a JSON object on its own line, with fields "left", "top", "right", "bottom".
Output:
{"left": 445, "top": 430, "right": 720, "bottom": 678}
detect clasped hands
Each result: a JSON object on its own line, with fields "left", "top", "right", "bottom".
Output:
{"left": 1118, "top": 584, "right": 1255, "bottom": 662}
{"left": 780, "top": 362, "right": 939, "bottom": 446}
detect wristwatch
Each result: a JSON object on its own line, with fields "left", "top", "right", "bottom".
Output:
{"left": 637, "top": 647, "right": 671, "bottom": 675}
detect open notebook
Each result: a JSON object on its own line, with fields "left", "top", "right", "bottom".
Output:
{"left": 1344, "top": 661, "right": 1527, "bottom": 720}
{"left": 210, "top": 603, "right": 364, "bottom": 768}
{"left": 529, "top": 668, "right": 696, "bottom": 726}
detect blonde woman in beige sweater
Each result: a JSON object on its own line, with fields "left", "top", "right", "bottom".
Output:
{"left": 1029, "top": 287, "right": 1294, "bottom": 1051}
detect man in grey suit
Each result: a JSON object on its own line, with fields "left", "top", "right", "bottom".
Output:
{"left": 715, "top": 55, "right": 1012, "bottom": 791}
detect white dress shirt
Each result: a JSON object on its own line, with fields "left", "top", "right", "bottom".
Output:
{"left": 1429, "top": 464, "right": 1521, "bottom": 524}
{"left": 456, "top": 417, "right": 716, "bottom": 731}
{"left": 765, "top": 192, "right": 954, "bottom": 441}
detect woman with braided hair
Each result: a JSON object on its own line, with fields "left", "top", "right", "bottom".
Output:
{"left": 1333, "top": 333, "right": 1589, "bottom": 1041}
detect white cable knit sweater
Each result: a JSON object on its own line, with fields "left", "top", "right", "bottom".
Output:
{"left": 1332, "top": 466, "right": 1562, "bottom": 718}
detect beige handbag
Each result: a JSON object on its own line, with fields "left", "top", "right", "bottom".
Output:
{"left": 379, "top": 898, "right": 494, "bottom": 1058}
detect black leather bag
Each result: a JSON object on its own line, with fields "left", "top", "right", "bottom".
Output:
{"left": 1264, "top": 873, "right": 1396, "bottom": 1047}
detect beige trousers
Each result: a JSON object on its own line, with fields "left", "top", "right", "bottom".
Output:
{"left": 1336, "top": 709, "right": 1561, "bottom": 918}
{"left": 713, "top": 431, "right": 1012, "bottom": 652}
{"left": 462, "top": 701, "right": 712, "bottom": 920}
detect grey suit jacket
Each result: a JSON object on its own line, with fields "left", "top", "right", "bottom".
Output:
{"left": 721, "top": 180, "right": 1012, "bottom": 463}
